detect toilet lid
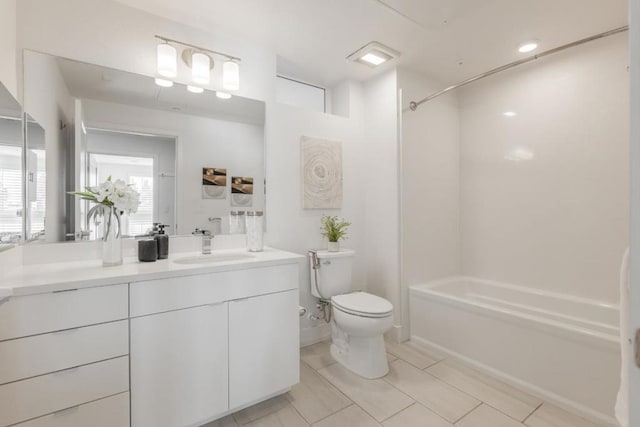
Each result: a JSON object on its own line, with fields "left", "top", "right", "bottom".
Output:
{"left": 331, "top": 292, "right": 393, "bottom": 317}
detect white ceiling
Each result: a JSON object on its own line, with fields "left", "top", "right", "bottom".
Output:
{"left": 114, "top": 0, "right": 628, "bottom": 87}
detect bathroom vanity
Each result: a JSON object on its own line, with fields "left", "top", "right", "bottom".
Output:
{"left": 0, "top": 248, "right": 303, "bottom": 427}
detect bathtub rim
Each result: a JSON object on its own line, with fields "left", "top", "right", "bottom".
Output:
{"left": 410, "top": 276, "right": 620, "bottom": 349}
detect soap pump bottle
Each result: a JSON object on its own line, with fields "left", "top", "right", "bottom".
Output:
{"left": 154, "top": 224, "right": 170, "bottom": 259}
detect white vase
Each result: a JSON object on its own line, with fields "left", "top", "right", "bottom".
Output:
{"left": 101, "top": 206, "right": 123, "bottom": 267}
{"left": 327, "top": 241, "right": 340, "bottom": 252}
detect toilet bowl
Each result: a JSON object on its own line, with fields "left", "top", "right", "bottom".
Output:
{"left": 309, "top": 249, "right": 394, "bottom": 379}
{"left": 330, "top": 292, "right": 393, "bottom": 378}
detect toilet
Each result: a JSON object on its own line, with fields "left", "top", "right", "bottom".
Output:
{"left": 309, "top": 249, "right": 393, "bottom": 379}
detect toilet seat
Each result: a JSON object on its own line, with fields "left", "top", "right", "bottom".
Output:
{"left": 331, "top": 291, "right": 393, "bottom": 318}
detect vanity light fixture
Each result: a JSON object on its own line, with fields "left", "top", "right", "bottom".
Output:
{"left": 223, "top": 59, "right": 240, "bottom": 91}
{"left": 156, "top": 42, "right": 177, "bottom": 78}
{"left": 503, "top": 111, "right": 518, "bottom": 117}
{"left": 518, "top": 40, "right": 539, "bottom": 53}
{"left": 216, "top": 91, "right": 232, "bottom": 99}
{"left": 190, "top": 51, "right": 212, "bottom": 85}
{"left": 154, "top": 78, "right": 174, "bottom": 88}
{"left": 187, "top": 85, "right": 204, "bottom": 94}
{"left": 347, "top": 41, "right": 400, "bottom": 68}
{"left": 154, "top": 35, "right": 242, "bottom": 90}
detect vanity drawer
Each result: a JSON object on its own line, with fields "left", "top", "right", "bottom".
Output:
{"left": 0, "top": 356, "right": 129, "bottom": 426}
{"left": 14, "top": 392, "right": 130, "bottom": 427}
{"left": 130, "top": 263, "right": 298, "bottom": 316}
{"left": 0, "top": 284, "right": 128, "bottom": 341}
{"left": 0, "top": 320, "right": 129, "bottom": 385}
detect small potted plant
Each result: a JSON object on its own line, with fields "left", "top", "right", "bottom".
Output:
{"left": 320, "top": 215, "right": 350, "bottom": 252}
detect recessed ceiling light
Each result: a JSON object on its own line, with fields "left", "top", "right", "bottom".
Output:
{"left": 216, "top": 91, "right": 232, "bottom": 99}
{"left": 518, "top": 40, "right": 539, "bottom": 53}
{"left": 503, "top": 111, "right": 517, "bottom": 117}
{"left": 155, "top": 78, "right": 174, "bottom": 88}
{"left": 187, "top": 85, "right": 204, "bottom": 94}
{"left": 347, "top": 41, "right": 400, "bottom": 68}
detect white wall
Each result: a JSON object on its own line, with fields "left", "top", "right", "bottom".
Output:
{"left": 459, "top": 34, "right": 629, "bottom": 303}
{"left": 362, "top": 71, "right": 402, "bottom": 332}
{"left": 398, "top": 68, "right": 461, "bottom": 340}
{"left": 84, "top": 99, "right": 264, "bottom": 235}
{"left": 266, "top": 81, "right": 368, "bottom": 344}
{"left": 0, "top": 0, "right": 17, "bottom": 98}
{"left": 23, "top": 51, "right": 74, "bottom": 242}
{"left": 16, "top": 0, "right": 275, "bottom": 103}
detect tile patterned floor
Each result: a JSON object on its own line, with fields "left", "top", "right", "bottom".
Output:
{"left": 205, "top": 340, "right": 602, "bottom": 427}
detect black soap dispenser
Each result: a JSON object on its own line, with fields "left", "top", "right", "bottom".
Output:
{"left": 154, "top": 224, "right": 170, "bottom": 259}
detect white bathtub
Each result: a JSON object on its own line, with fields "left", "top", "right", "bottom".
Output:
{"left": 410, "top": 276, "right": 620, "bottom": 426}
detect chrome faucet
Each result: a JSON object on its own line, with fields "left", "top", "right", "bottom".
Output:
{"left": 193, "top": 228, "right": 213, "bottom": 254}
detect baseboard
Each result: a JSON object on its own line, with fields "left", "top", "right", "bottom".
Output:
{"left": 300, "top": 324, "right": 331, "bottom": 347}
{"left": 410, "top": 336, "right": 619, "bottom": 427}
{"left": 384, "top": 324, "right": 406, "bottom": 343}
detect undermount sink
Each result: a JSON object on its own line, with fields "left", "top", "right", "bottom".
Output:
{"left": 172, "top": 253, "right": 256, "bottom": 265}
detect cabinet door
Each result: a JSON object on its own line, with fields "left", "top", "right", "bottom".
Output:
{"left": 130, "top": 303, "right": 229, "bottom": 427}
{"left": 229, "top": 290, "right": 299, "bottom": 409}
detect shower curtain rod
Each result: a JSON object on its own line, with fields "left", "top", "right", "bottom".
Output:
{"left": 408, "top": 26, "right": 629, "bottom": 111}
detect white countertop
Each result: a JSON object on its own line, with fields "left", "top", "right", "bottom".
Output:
{"left": 2, "top": 247, "right": 305, "bottom": 297}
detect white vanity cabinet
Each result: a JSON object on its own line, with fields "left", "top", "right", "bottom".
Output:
{"left": 130, "top": 303, "right": 229, "bottom": 427}
{"left": 129, "top": 263, "right": 300, "bottom": 427}
{"left": 0, "top": 284, "right": 130, "bottom": 427}
{"left": 229, "top": 290, "right": 299, "bottom": 409}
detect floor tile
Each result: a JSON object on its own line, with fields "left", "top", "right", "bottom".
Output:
{"left": 427, "top": 360, "right": 541, "bottom": 421}
{"left": 457, "top": 404, "right": 525, "bottom": 427}
{"left": 524, "top": 403, "right": 600, "bottom": 427}
{"left": 233, "top": 395, "right": 291, "bottom": 425}
{"left": 382, "top": 403, "right": 453, "bottom": 427}
{"left": 244, "top": 405, "right": 309, "bottom": 427}
{"left": 318, "top": 363, "right": 414, "bottom": 422}
{"left": 383, "top": 360, "right": 479, "bottom": 423}
{"left": 287, "top": 362, "right": 352, "bottom": 424}
{"left": 300, "top": 341, "right": 336, "bottom": 370}
{"left": 385, "top": 340, "right": 442, "bottom": 369}
{"left": 312, "top": 405, "right": 380, "bottom": 427}
{"left": 202, "top": 415, "right": 238, "bottom": 427}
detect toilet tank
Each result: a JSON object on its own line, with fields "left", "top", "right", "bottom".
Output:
{"left": 309, "top": 249, "right": 355, "bottom": 299}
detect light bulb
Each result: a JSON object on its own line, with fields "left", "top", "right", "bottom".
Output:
{"left": 187, "top": 85, "right": 204, "bottom": 94}
{"left": 192, "top": 52, "right": 210, "bottom": 85}
{"left": 222, "top": 60, "right": 240, "bottom": 91}
{"left": 157, "top": 43, "right": 177, "bottom": 78}
{"left": 216, "top": 91, "right": 232, "bottom": 99}
{"left": 155, "top": 78, "right": 173, "bottom": 88}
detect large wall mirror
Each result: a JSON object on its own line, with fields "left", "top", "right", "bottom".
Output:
{"left": 0, "top": 82, "right": 24, "bottom": 245}
{"left": 23, "top": 50, "right": 265, "bottom": 243}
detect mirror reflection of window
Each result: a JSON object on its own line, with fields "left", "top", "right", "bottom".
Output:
{"left": 29, "top": 149, "right": 46, "bottom": 236}
{"left": 88, "top": 153, "right": 154, "bottom": 238}
{"left": 0, "top": 145, "right": 23, "bottom": 241}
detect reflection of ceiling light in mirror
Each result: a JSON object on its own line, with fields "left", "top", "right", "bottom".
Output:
{"left": 518, "top": 40, "right": 539, "bottom": 53}
{"left": 157, "top": 42, "right": 177, "bottom": 78}
{"left": 216, "top": 91, "right": 232, "bottom": 99}
{"left": 191, "top": 52, "right": 211, "bottom": 85}
{"left": 347, "top": 41, "right": 400, "bottom": 68}
{"left": 155, "top": 78, "right": 173, "bottom": 88}
{"left": 223, "top": 59, "right": 240, "bottom": 91}
{"left": 503, "top": 111, "right": 517, "bottom": 117}
{"left": 505, "top": 147, "right": 534, "bottom": 162}
{"left": 187, "top": 85, "right": 204, "bottom": 93}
